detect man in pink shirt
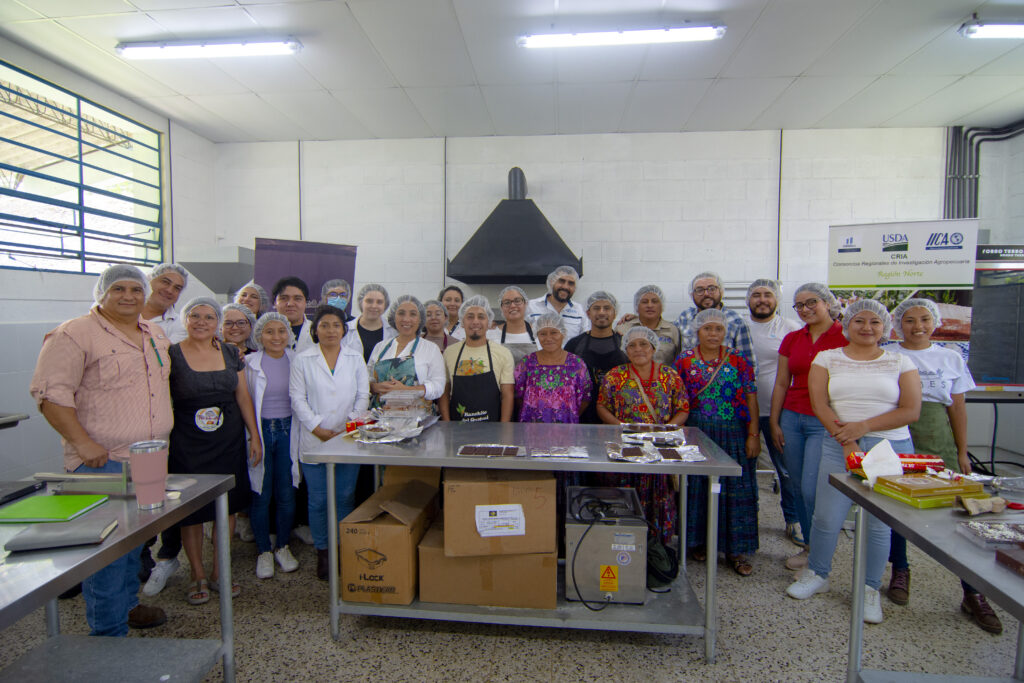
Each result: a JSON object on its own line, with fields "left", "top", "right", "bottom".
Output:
{"left": 30, "top": 264, "right": 173, "bottom": 636}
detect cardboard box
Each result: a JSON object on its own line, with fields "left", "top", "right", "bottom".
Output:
{"left": 443, "top": 469, "right": 555, "bottom": 557}
{"left": 418, "top": 523, "right": 556, "bottom": 609}
{"left": 381, "top": 466, "right": 441, "bottom": 489}
{"left": 340, "top": 479, "right": 437, "bottom": 605}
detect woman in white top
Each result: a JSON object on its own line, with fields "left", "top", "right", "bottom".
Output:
{"left": 439, "top": 285, "right": 464, "bottom": 339}
{"left": 487, "top": 285, "right": 540, "bottom": 365}
{"left": 344, "top": 283, "right": 396, "bottom": 363}
{"left": 786, "top": 299, "right": 921, "bottom": 626}
{"left": 421, "top": 300, "right": 452, "bottom": 352}
{"left": 289, "top": 304, "right": 369, "bottom": 580}
{"left": 367, "top": 295, "right": 446, "bottom": 413}
{"left": 244, "top": 312, "right": 300, "bottom": 580}
{"left": 886, "top": 299, "right": 1001, "bottom": 633}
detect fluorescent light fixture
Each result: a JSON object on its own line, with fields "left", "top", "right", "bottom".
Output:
{"left": 517, "top": 26, "right": 725, "bottom": 49}
{"left": 958, "top": 19, "right": 1024, "bottom": 39}
{"left": 116, "top": 38, "right": 302, "bottom": 60}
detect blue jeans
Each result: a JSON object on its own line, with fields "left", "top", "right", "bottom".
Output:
{"left": 250, "top": 417, "right": 297, "bottom": 554}
{"left": 760, "top": 416, "right": 798, "bottom": 525}
{"left": 807, "top": 434, "right": 914, "bottom": 589}
{"left": 75, "top": 459, "right": 142, "bottom": 637}
{"left": 300, "top": 462, "right": 359, "bottom": 550}
{"left": 779, "top": 409, "right": 828, "bottom": 543}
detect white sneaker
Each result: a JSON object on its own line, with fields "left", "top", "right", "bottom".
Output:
{"left": 236, "top": 516, "right": 254, "bottom": 542}
{"left": 275, "top": 546, "right": 299, "bottom": 573}
{"left": 863, "top": 586, "right": 884, "bottom": 624}
{"left": 785, "top": 548, "right": 809, "bottom": 570}
{"left": 292, "top": 525, "right": 314, "bottom": 545}
{"left": 786, "top": 568, "right": 830, "bottom": 600}
{"left": 142, "top": 557, "right": 179, "bottom": 596}
{"left": 256, "top": 552, "right": 275, "bottom": 579}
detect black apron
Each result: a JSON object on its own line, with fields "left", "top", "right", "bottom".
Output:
{"left": 449, "top": 341, "right": 502, "bottom": 422}
{"left": 500, "top": 321, "right": 537, "bottom": 366}
{"left": 571, "top": 332, "right": 626, "bottom": 424}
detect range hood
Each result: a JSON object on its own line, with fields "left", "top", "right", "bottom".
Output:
{"left": 446, "top": 168, "right": 582, "bottom": 285}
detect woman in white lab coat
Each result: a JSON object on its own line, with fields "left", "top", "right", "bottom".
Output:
{"left": 289, "top": 304, "right": 370, "bottom": 580}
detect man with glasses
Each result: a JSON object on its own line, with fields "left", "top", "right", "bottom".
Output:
{"left": 675, "top": 271, "right": 756, "bottom": 370}
{"left": 526, "top": 266, "right": 590, "bottom": 343}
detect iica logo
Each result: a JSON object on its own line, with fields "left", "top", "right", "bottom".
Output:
{"left": 881, "top": 233, "right": 909, "bottom": 252}
{"left": 925, "top": 232, "right": 964, "bottom": 251}
{"left": 838, "top": 235, "right": 861, "bottom": 253}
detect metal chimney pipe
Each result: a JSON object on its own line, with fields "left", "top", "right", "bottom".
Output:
{"left": 508, "top": 167, "right": 527, "bottom": 200}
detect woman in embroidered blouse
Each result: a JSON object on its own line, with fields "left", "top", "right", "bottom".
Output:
{"left": 513, "top": 313, "right": 591, "bottom": 423}
{"left": 596, "top": 326, "right": 689, "bottom": 543}
{"left": 367, "top": 295, "right": 446, "bottom": 414}
{"left": 675, "top": 308, "right": 759, "bottom": 576}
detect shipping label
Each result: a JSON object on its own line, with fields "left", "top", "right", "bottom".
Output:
{"left": 474, "top": 503, "right": 526, "bottom": 537}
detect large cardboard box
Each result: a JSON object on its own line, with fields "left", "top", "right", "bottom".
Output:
{"left": 340, "top": 479, "right": 437, "bottom": 605}
{"left": 443, "top": 469, "right": 555, "bottom": 557}
{"left": 419, "top": 523, "right": 557, "bottom": 609}
{"left": 381, "top": 466, "right": 441, "bottom": 489}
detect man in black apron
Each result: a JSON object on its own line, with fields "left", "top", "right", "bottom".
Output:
{"left": 565, "top": 291, "right": 627, "bottom": 424}
{"left": 439, "top": 295, "right": 515, "bottom": 422}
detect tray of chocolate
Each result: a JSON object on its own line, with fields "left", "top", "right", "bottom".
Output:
{"left": 456, "top": 444, "right": 524, "bottom": 457}
{"left": 655, "top": 445, "right": 706, "bottom": 462}
{"left": 956, "top": 521, "right": 1024, "bottom": 549}
{"left": 606, "top": 442, "right": 662, "bottom": 464}
{"left": 621, "top": 424, "right": 686, "bottom": 447}
{"left": 995, "top": 546, "right": 1024, "bottom": 578}
{"left": 524, "top": 446, "right": 589, "bottom": 459}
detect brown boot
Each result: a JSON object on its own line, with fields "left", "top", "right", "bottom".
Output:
{"left": 961, "top": 592, "right": 1003, "bottom": 634}
{"left": 316, "top": 548, "right": 329, "bottom": 581}
{"left": 128, "top": 604, "right": 166, "bottom": 629}
{"left": 887, "top": 568, "right": 909, "bottom": 605}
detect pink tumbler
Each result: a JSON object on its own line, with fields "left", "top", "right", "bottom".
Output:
{"left": 129, "top": 440, "right": 168, "bottom": 510}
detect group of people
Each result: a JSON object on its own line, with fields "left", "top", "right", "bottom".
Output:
{"left": 29, "top": 260, "right": 1001, "bottom": 639}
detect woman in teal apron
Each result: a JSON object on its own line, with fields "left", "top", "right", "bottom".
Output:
{"left": 368, "top": 295, "right": 447, "bottom": 414}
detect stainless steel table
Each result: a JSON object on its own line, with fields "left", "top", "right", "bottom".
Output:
{"left": 305, "top": 421, "right": 742, "bottom": 663}
{"left": 830, "top": 473, "right": 1024, "bottom": 683}
{"left": 0, "top": 474, "right": 236, "bottom": 683}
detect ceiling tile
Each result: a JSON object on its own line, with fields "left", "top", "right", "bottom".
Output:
{"left": 406, "top": 86, "right": 493, "bottom": 137}
{"left": 554, "top": 46, "right": 647, "bottom": 84}
{"left": 958, "top": 86, "right": 1024, "bottom": 128}
{"left": 19, "top": 0, "right": 133, "bottom": 18}
{"left": 0, "top": 2, "right": 44, "bottom": 22}
{"left": 146, "top": 5, "right": 260, "bottom": 35}
{"left": 55, "top": 11, "right": 170, "bottom": 48}
{"left": 751, "top": 76, "right": 876, "bottom": 129}
{"left": 888, "top": 27, "right": 1021, "bottom": 76}
{"left": 557, "top": 82, "right": 632, "bottom": 134}
{"left": 480, "top": 84, "right": 555, "bottom": 136}
{"left": 620, "top": 80, "right": 712, "bottom": 132}
{"left": 815, "top": 75, "right": 957, "bottom": 128}
{"left": 188, "top": 92, "right": 312, "bottom": 141}
{"left": 129, "top": 0, "right": 231, "bottom": 9}
{"left": 331, "top": 87, "right": 432, "bottom": 139}
{"left": 884, "top": 76, "right": 1024, "bottom": 127}
{"left": 973, "top": 43, "right": 1024, "bottom": 77}
{"left": 211, "top": 56, "right": 321, "bottom": 93}
{"left": 452, "top": 0, "right": 555, "bottom": 86}
{"left": 125, "top": 60, "right": 248, "bottom": 96}
{"left": 684, "top": 77, "right": 794, "bottom": 130}
{"left": 261, "top": 90, "right": 372, "bottom": 140}
{"left": 134, "top": 94, "right": 254, "bottom": 142}
{"left": 348, "top": 0, "right": 476, "bottom": 87}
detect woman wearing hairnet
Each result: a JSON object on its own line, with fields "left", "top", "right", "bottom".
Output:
{"left": 367, "top": 295, "right": 445, "bottom": 414}
{"left": 786, "top": 299, "right": 920, "bottom": 626}
{"left": 488, "top": 285, "right": 541, "bottom": 365}
{"left": 886, "top": 299, "right": 1000, "bottom": 633}
{"left": 345, "top": 283, "right": 396, "bottom": 363}
{"left": 615, "top": 285, "right": 680, "bottom": 365}
{"left": 221, "top": 303, "right": 256, "bottom": 355}
{"left": 235, "top": 281, "right": 271, "bottom": 318}
{"left": 675, "top": 308, "right": 760, "bottom": 576}
{"left": 513, "top": 313, "right": 591, "bottom": 423}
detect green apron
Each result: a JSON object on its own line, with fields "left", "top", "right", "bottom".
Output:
{"left": 370, "top": 338, "right": 435, "bottom": 414}
{"left": 908, "top": 400, "right": 958, "bottom": 470}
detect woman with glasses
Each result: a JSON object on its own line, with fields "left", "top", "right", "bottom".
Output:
{"left": 221, "top": 303, "right": 256, "bottom": 355}
{"left": 421, "top": 300, "right": 452, "bottom": 351}
{"left": 615, "top": 285, "right": 680, "bottom": 365}
{"left": 769, "top": 283, "right": 847, "bottom": 571}
{"left": 487, "top": 285, "right": 540, "bottom": 365}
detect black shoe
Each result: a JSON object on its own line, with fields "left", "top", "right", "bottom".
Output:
{"left": 138, "top": 547, "right": 155, "bottom": 583}
{"left": 316, "top": 548, "right": 329, "bottom": 581}
{"left": 58, "top": 583, "right": 82, "bottom": 600}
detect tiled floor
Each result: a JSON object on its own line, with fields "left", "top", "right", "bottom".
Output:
{"left": 1, "top": 478, "right": 1018, "bottom": 682}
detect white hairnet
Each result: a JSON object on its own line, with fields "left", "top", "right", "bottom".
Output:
{"left": 843, "top": 299, "right": 893, "bottom": 339}
{"left": 182, "top": 297, "right": 223, "bottom": 327}
{"left": 357, "top": 283, "right": 390, "bottom": 310}
{"left": 149, "top": 262, "right": 188, "bottom": 286}
{"left": 689, "top": 271, "right": 722, "bottom": 292}
{"left": 533, "top": 313, "right": 566, "bottom": 337}
{"left": 634, "top": 284, "right": 664, "bottom": 312}
{"left": 459, "top": 294, "right": 495, "bottom": 324}
{"left": 321, "top": 279, "right": 351, "bottom": 300}
{"left": 621, "top": 325, "right": 659, "bottom": 352}
{"left": 221, "top": 303, "right": 256, "bottom": 347}
{"left": 795, "top": 282, "right": 841, "bottom": 319}
{"left": 693, "top": 308, "right": 728, "bottom": 330}
{"left": 546, "top": 266, "right": 580, "bottom": 292}
{"left": 252, "top": 312, "right": 295, "bottom": 351}
{"left": 891, "top": 298, "right": 942, "bottom": 339}
{"left": 423, "top": 299, "right": 445, "bottom": 315}
{"left": 746, "top": 278, "right": 781, "bottom": 300}
{"left": 236, "top": 281, "right": 270, "bottom": 315}
{"left": 587, "top": 290, "right": 617, "bottom": 311}
{"left": 387, "top": 294, "right": 425, "bottom": 329}
{"left": 498, "top": 285, "right": 528, "bottom": 304}
{"left": 93, "top": 264, "right": 148, "bottom": 305}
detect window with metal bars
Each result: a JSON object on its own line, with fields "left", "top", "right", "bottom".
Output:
{"left": 0, "top": 59, "right": 163, "bottom": 274}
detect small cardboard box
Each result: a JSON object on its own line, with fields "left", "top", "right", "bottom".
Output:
{"left": 381, "top": 466, "right": 441, "bottom": 489}
{"left": 443, "top": 469, "right": 555, "bottom": 557}
{"left": 340, "top": 479, "right": 437, "bottom": 605}
{"left": 418, "top": 523, "right": 556, "bottom": 609}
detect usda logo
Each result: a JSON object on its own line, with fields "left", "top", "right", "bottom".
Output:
{"left": 881, "top": 233, "right": 909, "bottom": 252}
{"left": 925, "top": 232, "right": 964, "bottom": 251}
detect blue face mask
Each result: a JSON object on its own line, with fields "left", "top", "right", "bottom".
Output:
{"left": 327, "top": 294, "right": 348, "bottom": 310}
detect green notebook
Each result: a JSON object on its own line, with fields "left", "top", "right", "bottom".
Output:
{"left": 0, "top": 494, "right": 108, "bottom": 523}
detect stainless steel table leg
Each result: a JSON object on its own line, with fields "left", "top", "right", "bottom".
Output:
{"left": 44, "top": 599, "right": 58, "bottom": 637}
{"left": 678, "top": 474, "right": 688, "bottom": 572}
{"left": 327, "top": 462, "right": 340, "bottom": 641}
{"left": 847, "top": 504, "right": 867, "bottom": 683}
{"left": 1014, "top": 619, "right": 1023, "bottom": 680}
{"left": 705, "top": 475, "right": 719, "bottom": 664}
{"left": 215, "top": 492, "right": 235, "bottom": 683}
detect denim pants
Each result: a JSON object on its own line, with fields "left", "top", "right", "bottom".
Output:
{"left": 779, "top": 409, "right": 828, "bottom": 543}
{"left": 75, "top": 459, "right": 142, "bottom": 637}
{"left": 760, "top": 416, "right": 798, "bottom": 525}
{"left": 807, "top": 434, "right": 914, "bottom": 589}
{"left": 250, "top": 417, "right": 297, "bottom": 554}
{"left": 300, "top": 461, "right": 359, "bottom": 550}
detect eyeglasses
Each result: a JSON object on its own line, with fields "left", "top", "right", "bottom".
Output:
{"left": 500, "top": 298, "right": 525, "bottom": 307}
{"left": 792, "top": 298, "right": 821, "bottom": 312}
{"left": 692, "top": 285, "right": 720, "bottom": 296}
{"left": 222, "top": 320, "right": 251, "bottom": 329}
